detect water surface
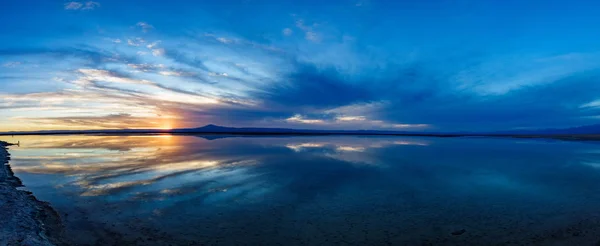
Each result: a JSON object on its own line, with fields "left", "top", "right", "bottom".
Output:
{"left": 2, "top": 135, "right": 600, "bottom": 245}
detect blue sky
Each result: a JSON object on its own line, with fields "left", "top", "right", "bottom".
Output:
{"left": 1, "top": 0, "right": 600, "bottom": 131}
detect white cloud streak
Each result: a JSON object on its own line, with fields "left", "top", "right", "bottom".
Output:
{"left": 286, "top": 114, "right": 324, "bottom": 124}
{"left": 64, "top": 1, "right": 99, "bottom": 10}
{"left": 136, "top": 22, "right": 154, "bottom": 32}
{"left": 283, "top": 28, "right": 293, "bottom": 36}
{"left": 152, "top": 48, "right": 165, "bottom": 56}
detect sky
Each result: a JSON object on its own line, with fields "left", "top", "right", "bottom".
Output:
{"left": 1, "top": 0, "right": 600, "bottom": 132}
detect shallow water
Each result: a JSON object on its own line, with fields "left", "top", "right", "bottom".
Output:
{"left": 2, "top": 135, "right": 600, "bottom": 245}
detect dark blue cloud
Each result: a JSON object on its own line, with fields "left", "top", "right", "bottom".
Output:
{"left": 256, "top": 64, "right": 374, "bottom": 108}
{"left": 248, "top": 58, "right": 600, "bottom": 130}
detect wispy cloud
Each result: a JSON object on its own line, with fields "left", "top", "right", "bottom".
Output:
{"left": 127, "top": 63, "right": 165, "bottom": 72}
{"left": 208, "top": 72, "right": 228, "bottom": 77}
{"left": 203, "top": 33, "right": 238, "bottom": 45}
{"left": 305, "top": 31, "right": 320, "bottom": 42}
{"left": 151, "top": 48, "right": 165, "bottom": 56}
{"left": 127, "top": 38, "right": 145, "bottom": 46}
{"left": 159, "top": 71, "right": 184, "bottom": 76}
{"left": 216, "top": 37, "right": 234, "bottom": 44}
{"left": 282, "top": 28, "right": 293, "bottom": 36}
{"left": 336, "top": 116, "right": 365, "bottom": 121}
{"left": 136, "top": 22, "right": 154, "bottom": 32}
{"left": 2, "top": 61, "right": 21, "bottom": 68}
{"left": 64, "top": 2, "right": 83, "bottom": 10}
{"left": 28, "top": 113, "right": 162, "bottom": 129}
{"left": 64, "top": 1, "right": 100, "bottom": 10}
{"left": 295, "top": 19, "right": 320, "bottom": 42}
{"left": 146, "top": 41, "right": 161, "bottom": 49}
{"left": 77, "top": 69, "right": 153, "bottom": 85}
{"left": 286, "top": 114, "right": 324, "bottom": 124}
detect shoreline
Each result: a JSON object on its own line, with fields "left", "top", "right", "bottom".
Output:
{"left": 0, "top": 141, "right": 64, "bottom": 245}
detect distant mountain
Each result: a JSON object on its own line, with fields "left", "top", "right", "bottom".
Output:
{"left": 173, "top": 124, "right": 423, "bottom": 135}
{"left": 178, "top": 124, "right": 309, "bottom": 133}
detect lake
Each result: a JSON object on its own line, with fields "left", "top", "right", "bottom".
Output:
{"left": 2, "top": 135, "right": 600, "bottom": 245}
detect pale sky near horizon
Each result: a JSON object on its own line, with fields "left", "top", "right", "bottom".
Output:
{"left": 1, "top": 0, "right": 600, "bottom": 131}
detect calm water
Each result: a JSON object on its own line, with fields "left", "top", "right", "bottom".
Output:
{"left": 2, "top": 135, "right": 600, "bottom": 245}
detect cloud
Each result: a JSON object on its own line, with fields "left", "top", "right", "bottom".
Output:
{"left": 64, "top": 2, "right": 83, "bottom": 10}
{"left": 0, "top": 46, "right": 141, "bottom": 67}
{"left": 2, "top": 61, "right": 21, "bottom": 67}
{"left": 152, "top": 48, "right": 165, "bottom": 56}
{"left": 295, "top": 19, "right": 320, "bottom": 42}
{"left": 203, "top": 33, "right": 238, "bottom": 45}
{"left": 216, "top": 37, "right": 234, "bottom": 44}
{"left": 136, "top": 22, "right": 154, "bottom": 32}
{"left": 127, "top": 38, "right": 145, "bottom": 46}
{"left": 76, "top": 68, "right": 220, "bottom": 104}
{"left": 1, "top": 60, "right": 243, "bottom": 130}
{"left": 127, "top": 63, "right": 196, "bottom": 78}
{"left": 77, "top": 69, "right": 153, "bottom": 85}
{"left": 247, "top": 55, "right": 600, "bottom": 130}
{"left": 208, "top": 72, "right": 228, "bottom": 77}
{"left": 0, "top": 38, "right": 290, "bottom": 130}
{"left": 127, "top": 63, "right": 165, "bottom": 72}
{"left": 146, "top": 41, "right": 161, "bottom": 49}
{"left": 282, "top": 28, "right": 293, "bottom": 36}
{"left": 255, "top": 64, "right": 371, "bottom": 108}
{"left": 325, "top": 102, "right": 386, "bottom": 117}
{"left": 580, "top": 100, "right": 600, "bottom": 109}
{"left": 336, "top": 116, "right": 365, "bottom": 121}
{"left": 158, "top": 69, "right": 195, "bottom": 77}
{"left": 3, "top": 48, "right": 594, "bottom": 130}
{"left": 336, "top": 146, "right": 365, "bottom": 152}
{"left": 295, "top": 20, "right": 310, "bottom": 32}
{"left": 159, "top": 71, "right": 183, "bottom": 76}
{"left": 16, "top": 48, "right": 590, "bottom": 131}
{"left": 64, "top": 1, "right": 99, "bottom": 10}
{"left": 305, "top": 31, "right": 320, "bottom": 42}
{"left": 286, "top": 114, "right": 324, "bottom": 124}
{"left": 82, "top": 1, "right": 100, "bottom": 10}
{"left": 392, "top": 124, "right": 429, "bottom": 129}
{"left": 28, "top": 113, "right": 160, "bottom": 129}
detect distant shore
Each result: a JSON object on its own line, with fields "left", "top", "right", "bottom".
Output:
{"left": 0, "top": 141, "right": 64, "bottom": 245}
{"left": 1, "top": 131, "right": 599, "bottom": 142}
{"left": 1, "top": 124, "right": 599, "bottom": 141}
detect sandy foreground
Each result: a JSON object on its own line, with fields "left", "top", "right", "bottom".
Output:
{"left": 0, "top": 141, "right": 63, "bottom": 245}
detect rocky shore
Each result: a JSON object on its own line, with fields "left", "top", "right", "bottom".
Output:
{"left": 0, "top": 141, "right": 64, "bottom": 245}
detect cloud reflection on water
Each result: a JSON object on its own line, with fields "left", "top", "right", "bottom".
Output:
{"left": 4, "top": 135, "right": 600, "bottom": 245}
{"left": 7, "top": 135, "right": 417, "bottom": 199}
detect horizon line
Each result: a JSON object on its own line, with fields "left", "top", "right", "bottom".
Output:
{"left": 1, "top": 124, "right": 599, "bottom": 139}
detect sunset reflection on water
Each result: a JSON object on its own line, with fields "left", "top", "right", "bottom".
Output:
{"left": 3, "top": 135, "right": 600, "bottom": 245}
{"left": 3, "top": 135, "right": 421, "bottom": 200}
